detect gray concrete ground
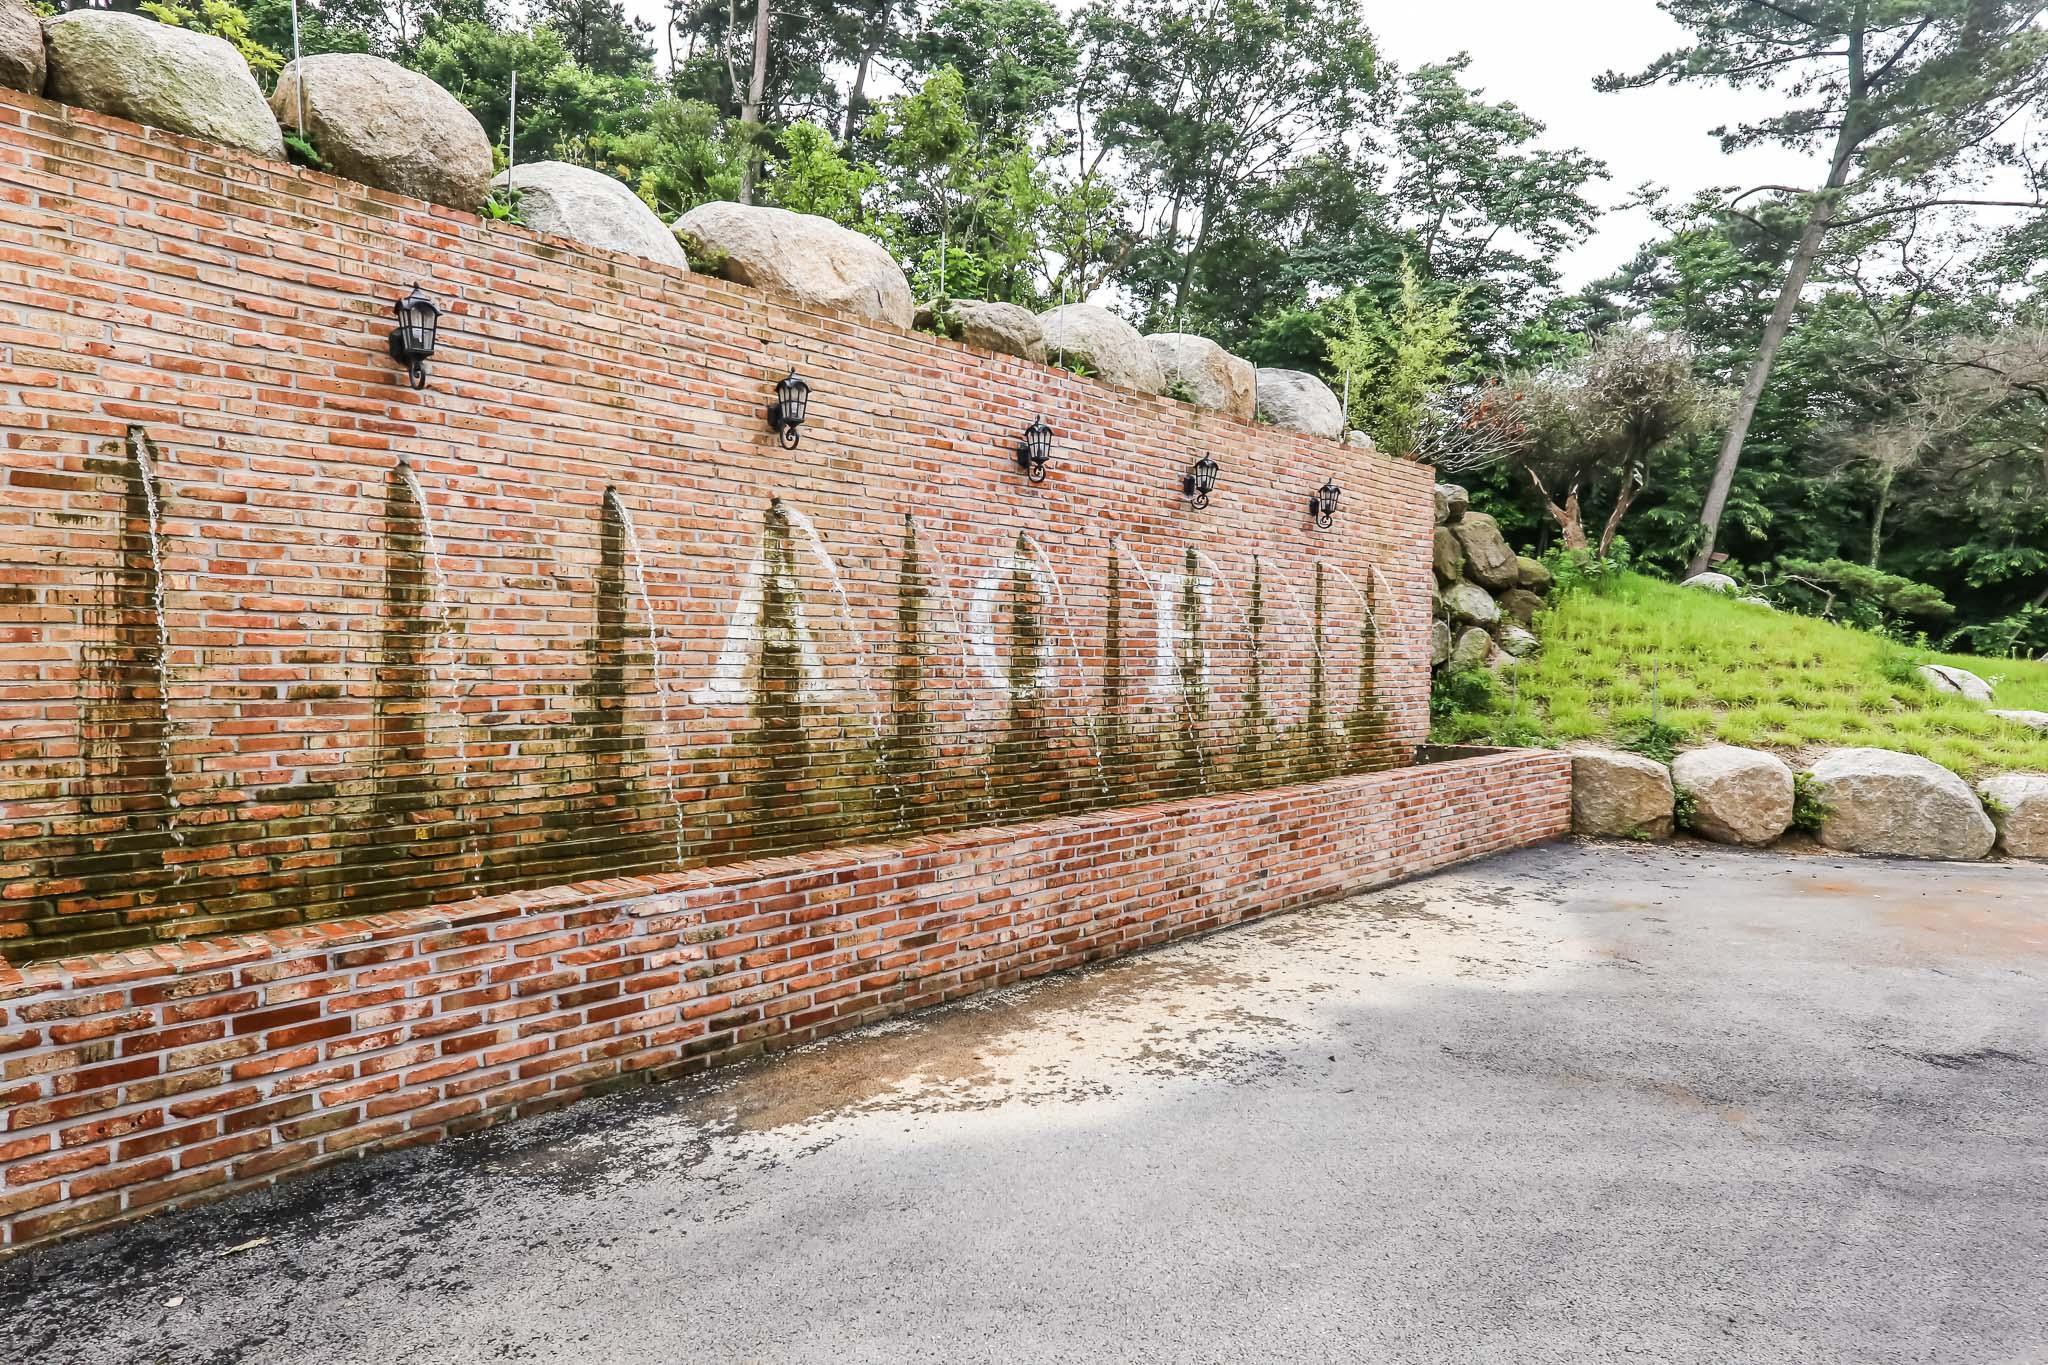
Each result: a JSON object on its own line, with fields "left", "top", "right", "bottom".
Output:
{"left": 4, "top": 841, "right": 2046, "bottom": 1364}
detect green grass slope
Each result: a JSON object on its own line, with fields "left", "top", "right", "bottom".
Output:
{"left": 1438, "top": 572, "right": 2048, "bottom": 779}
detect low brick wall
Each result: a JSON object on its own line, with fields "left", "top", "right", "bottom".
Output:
{"left": 0, "top": 749, "right": 1568, "bottom": 1255}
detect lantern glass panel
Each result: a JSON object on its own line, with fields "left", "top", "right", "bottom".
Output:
{"left": 779, "top": 372, "right": 810, "bottom": 424}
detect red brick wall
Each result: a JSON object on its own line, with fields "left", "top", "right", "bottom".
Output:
{"left": 0, "top": 88, "right": 1436, "bottom": 962}
{"left": 0, "top": 749, "right": 1572, "bottom": 1255}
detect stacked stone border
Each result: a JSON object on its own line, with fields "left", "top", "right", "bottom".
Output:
{"left": 0, "top": 749, "right": 1570, "bottom": 1256}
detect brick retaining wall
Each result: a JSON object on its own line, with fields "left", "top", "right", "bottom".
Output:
{"left": 0, "top": 86, "right": 1434, "bottom": 962}
{"left": 0, "top": 749, "right": 1570, "bottom": 1255}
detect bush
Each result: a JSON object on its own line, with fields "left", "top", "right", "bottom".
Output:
{"left": 1617, "top": 716, "right": 1687, "bottom": 764}
{"left": 1673, "top": 784, "right": 1699, "bottom": 832}
{"left": 1791, "top": 773, "right": 1830, "bottom": 834}
{"left": 1768, "top": 557, "right": 1953, "bottom": 636}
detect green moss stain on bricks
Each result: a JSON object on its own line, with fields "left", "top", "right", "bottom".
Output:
{"left": 336, "top": 465, "right": 449, "bottom": 919}
{"left": 1235, "top": 555, "right": 1275, "bottom": 789}
{"left": 1176, "top": 547, "right": 1210, "bottom": 795}
{"left": 997, "top": 534, "right": 1067, "bottom": 817}
{"left": 563, "top": 492, "right": 667, "bottom": 875}
{"left": 1302, "top": 562, "right": 1336, "bottom": 782}
{"left": 1345, "top": 571, "right": 1393, "bottom": 773}
{"left": 41, "top": 430, "right": 185, "bottom": 957}
{"left": 748, "top": 500, "right": 828, "bottom": 845}
{"left": 887, "top": 515, "right": 937, "bottom": 831}
{"left": 1101, "top": 548, "right": 1135, "bottom": 798}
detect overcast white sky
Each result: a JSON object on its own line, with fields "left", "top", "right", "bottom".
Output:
{"left": 1362, "top": 0, "right": 1816, "bottom": 283}
{"left": 625, "top": 0, "right": 1827, "bottom": 286}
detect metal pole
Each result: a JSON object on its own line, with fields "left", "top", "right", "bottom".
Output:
{"left": 506, "top": 70, "right": 518, "bottom": 195}
{"left": 289, "top": 0, "right": 305, "bottom": 135}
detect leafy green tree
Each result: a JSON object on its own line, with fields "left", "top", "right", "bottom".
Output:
{"left": 413, "top": 19, "right": 654, "bottom": 165}
{"left": 762, "top": 120, "right": 877, "bottom": 225}
{"left": 903, "top": 0, "right": 1075, "bottom": 144}
{"left": 1075, "top": 0, "right": 1378, "bottom": 317}
{"left": 1600, "top": 1, "right": 2048, "bottom": 575}
{"left": 871, "top": 66, "right": 1053, "bottom": 302}
{"left": 1503, "top": 329, "right": 1725, "bottom": 557}
{"left": 604, "top": 97, "right": 744, "bottom": 217}
{"left": 1390, "top": 55, "right": 1607, "bottom": 357}
{"left": 533, "top": 0, "right": 653, "bottom": 77}
{"left": 140, "top": 0, "right": 285, "bottom": 80}
{"left": 1323, "top": 261, "right": 1466, "bottom": 455}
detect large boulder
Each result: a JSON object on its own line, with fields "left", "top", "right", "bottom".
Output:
{"left": 1255, "top": 368, "right": 1344, "bottom": 439}
{"left": 1498, "top": 625, "right": 1541, "bottom": 659}
{"left": 1036, "top": 304, "right": 1165, "bottom": 394}
{"left": 916, "top": 299, "right": 1045, "bottom": 362}
{"left": 43, "top": 10, "right": 283, "bottom": 159}
{"left": 1345, "top": 429, "right": 1376, "bottom": 450}
{"left": 1145, "top": 333, "right": 1255, "bottom": 419}
{"left": 1451, "top": 512, "right": 1521, "bottom": 592}
{"left": 1448, "top": 626, "right": 1493, "bottom": 672}
{"left": 1435, "top": 483, "right": 1469, "bottom": 525}
{"left": 1571, "top": 750, "right": 1675, "bottom": 839}
{"left": 1, "top": 0, "right": 43, "bottom": 95}
{"left": 1989, "top": 709, "right": 2048, "bottom": 732}
{"left": 1499, "top": 587, "right": 1544, "bottom": 628}
{"left": 1979, "top": 774, "right": 2048, "bottom": 859}
{"left": 1443, "top": 581, "right": 1499, "bottom": 629}
{"left": 1681, "top": 571, "right": 1739, "bottom": 594}
{"left": 675, "top": 200, "right": 909, "bottom": 324}
{"left": 502, "top": 161, "right": 688, "bottom": 269}
{"left": 1671, "top": 746, "right": 1793, "bottom": 847}
{"left": 1430, "top": 620, "right": 1452, "bottom": 668}
{"left": 1432, "top": 528, "right": 1465, "bottom": 586}
{"left": 1516, "top": 557, "right": 1553, "bottom": 594}
{"left": 1806, "top": 748, "right": 1996, "bottom": 861}
{"left": 1916, "top": 664, "right": 1994, "bottom": 703}
{"left": 271, "top": 55, "right": 491, "bottom": 210}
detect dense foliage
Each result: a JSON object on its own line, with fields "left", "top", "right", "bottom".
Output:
{"left": 103, "top": 0, "right": 2048, "bottom": 654}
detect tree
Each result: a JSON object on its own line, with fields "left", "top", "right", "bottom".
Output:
{"left": 533, "top": 0, "right": 652, "bottom": 77}
{"left": 1600, "top": 1, "right": 2048, "bottom": 575}
{"left": 1075, "top": 0, "right": 1377, "bottom": 318}
{"left": 903, "top": 0, "right": 1074, "bottom": 145}
{"left": 1507, "top": 330, "right": 1725, "bottom": 557}
{"left": 1322, "top": 260, "right": 1466, "bottom": 455}
{"left": 871, "top": 67, "right": 1053, "bottom": 301}
{"left": 1390, "top": 55, "right": 1607, "bottom": 358}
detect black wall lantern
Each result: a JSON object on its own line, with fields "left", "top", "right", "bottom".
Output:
{"left": 767, "top": 369, "right": 811, "bottom": 449}
{"left": 1016, "top": 417, "right": 1054, "bottom": 483}
{"left": 1309, "top": 477, "right": 1342, "bottom": 530}
{"left": 1183, "top": 454, "right": 1219, "bottom": 509}
{"left": 387, "top": 284, "right": 441, "bottom": 390}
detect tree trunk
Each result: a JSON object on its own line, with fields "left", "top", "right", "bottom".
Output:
{"left": 738, "top": 0, "right": 772, "bottom": 205}
{"left": 1596, "top": 475, "right": 1642, "bottom": 560}
{"left": 841, "top": 2, "right": 889, "bottom": 148}
{"left": 1686, "top": 122, "right": 1863, "bottom": 576}
{"left": 1868, "top": 466, "right": 1892, "bottom": 567}
{"left": 1527, "top": 469, "right": 1588, "bottom": 551}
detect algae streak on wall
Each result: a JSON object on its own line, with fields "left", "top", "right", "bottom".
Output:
{"left": 0, "top": 86, "right": 1434, "bottom": 963}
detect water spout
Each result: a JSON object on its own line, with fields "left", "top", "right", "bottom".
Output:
{"left": 130, "top": 432, "right": 186, "bottom": 849}
{"left": 393, "top": 462, "right": 475, "bottom": 874}
{"left": 606, "top": 487, "right": 687, "bottom": 866}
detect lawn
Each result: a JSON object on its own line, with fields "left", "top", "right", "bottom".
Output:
{"left": 1437, "top": 572, "right": 2048, "bottom": 779}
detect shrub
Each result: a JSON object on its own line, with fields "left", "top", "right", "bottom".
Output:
{"left": 1618, "top": 716, "right": 1687, "bottom": 764}
{"left": 1673, "top": 784, "right": 1699, "bottom": 832}
{"left": 1791, "top": 773, "right": 1830, "bottom": 834}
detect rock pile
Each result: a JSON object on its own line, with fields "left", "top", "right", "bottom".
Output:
{"left": 1431, "top": 481, "right": 1551, "bottom": 671}
{"left": 1563, "top": 740, "right": 2042, "bottom": 864}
